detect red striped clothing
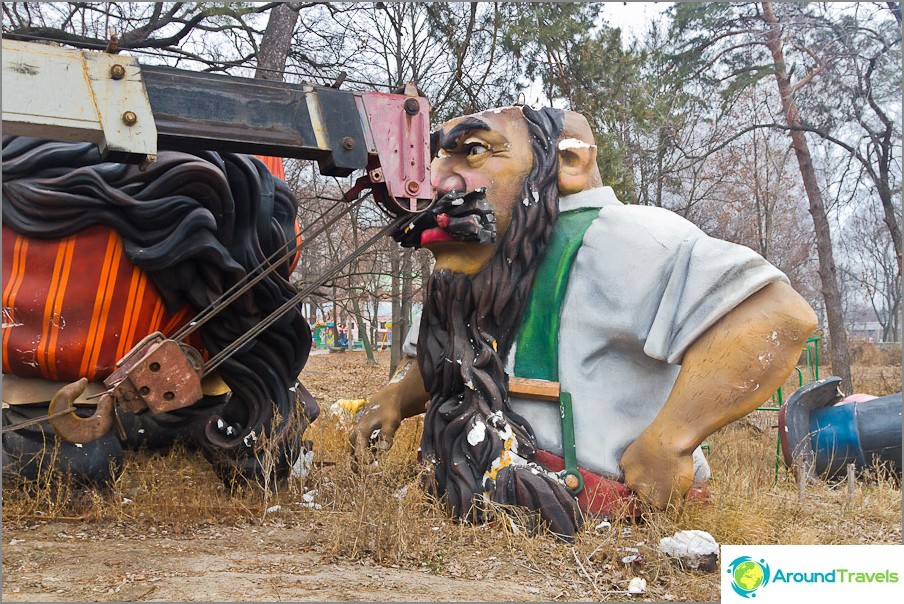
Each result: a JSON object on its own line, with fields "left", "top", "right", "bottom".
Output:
{"left": 2, "top": 224, "right": 198, "bottom": 382}
{"left": 2, "top": 155, "right": 292, "bottom": 383}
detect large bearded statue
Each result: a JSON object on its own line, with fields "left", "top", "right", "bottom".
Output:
{"left": 353, "top": 106, "right": 817, "bottom": 540}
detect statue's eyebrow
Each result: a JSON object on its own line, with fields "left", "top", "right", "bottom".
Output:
{"left": 434, "top": 117, "right": 492, "bottom": 153}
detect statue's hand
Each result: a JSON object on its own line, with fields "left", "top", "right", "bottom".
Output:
{"left": 349, "top": 396, "right": 403, "bottom": 463}
{"left": 620, "top": 430, "right": 694, "bottom": 510}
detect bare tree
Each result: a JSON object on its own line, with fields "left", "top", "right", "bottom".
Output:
{"left": 840, "top": 202, "right": 901, "bottom": 342}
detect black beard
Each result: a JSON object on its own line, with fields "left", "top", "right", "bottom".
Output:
{"left": 418, "top": 110, "right": 582, "bottom": 539}
{"left": 417, "top": 106, "right": 581, "bottom": 540}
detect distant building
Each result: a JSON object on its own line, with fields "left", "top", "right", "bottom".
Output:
{"left": 849, "top": 320, "right": 885, "bottom": 343}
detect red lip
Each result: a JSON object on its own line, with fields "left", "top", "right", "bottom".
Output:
{"left": 421, "top": 228, "right": 453, "bottom": 245}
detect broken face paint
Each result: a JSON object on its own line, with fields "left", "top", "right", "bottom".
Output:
{"left": 391, "top": 188, "right": 496, "bottom": 249}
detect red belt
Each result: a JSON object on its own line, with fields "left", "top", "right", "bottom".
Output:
{"left": 534, "top": 449, "right": 710, "bottom": 518}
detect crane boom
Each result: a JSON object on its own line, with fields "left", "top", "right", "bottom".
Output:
{"left": 1, "top": 39, "right": 433, "bottom": 210}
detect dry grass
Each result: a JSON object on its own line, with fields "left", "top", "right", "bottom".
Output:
{"left": 3, "top": 351, "right": 901, "bottom": 601}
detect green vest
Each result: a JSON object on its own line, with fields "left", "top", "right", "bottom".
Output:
{"left": 513, "top": 208, "right": 600, "bottom": 381}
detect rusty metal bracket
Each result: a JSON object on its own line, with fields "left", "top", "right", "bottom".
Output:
{"left": 104, "top": 332, "right": 204, "bottom": 414}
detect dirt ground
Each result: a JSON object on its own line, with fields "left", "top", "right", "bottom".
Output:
{"left": 2, "top": 350, "right": 901, "bottom": 602}
{"left": 3, "top": 351, "right": 609, "bottom": 603}
{"left": 1, "top": 521, "right": 558, "bottom": 602}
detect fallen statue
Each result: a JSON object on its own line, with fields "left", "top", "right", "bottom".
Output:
{"left": 352, "top": 106, "right": 818, "bottom": 539}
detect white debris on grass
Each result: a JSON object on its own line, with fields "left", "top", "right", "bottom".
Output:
{"left": 121, "top": 498, "right": 132, "bottom": 505}
{"left": 659, "top": 529, "right": 719, "bottom": 572}
{"left": 298, "top": 489, "right": 321, "bottom": 510}
{"left": 595, "top": 520, "right": 612, "bottom": 532}
{"left": 9, "top": 539, "right": 25, "bottom": 545}
{"left": 265, "top": 505, "right": 281, "bottom": 514}
{"left": 291, "top": 447, "right": 315, "bottom": 480}
{"left": 627, "top": 577, "right": 647, "bottom": 595}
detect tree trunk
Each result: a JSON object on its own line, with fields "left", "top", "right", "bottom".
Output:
{"left": 330, "top": 282, "right": 340, "bottom": 347}
{"left": 399, "top": 247, "right": 413, "bottom": 361}
{"left": 877, "top": 178, "right": 903, "bottom": 276}
{"left": 255, "top": 3, "right": 299, "bottom": 81}
{"left": 389, "top": 246, "right": 402, "bottom": 375}
{"left": 420, "top": 251, "right": 433, "bottom": 305}
{"left": 762, "top": 2, "right": 853, "bottom": 391}
{"left": 351, "top": 296, "right": 376, "bottom": 365}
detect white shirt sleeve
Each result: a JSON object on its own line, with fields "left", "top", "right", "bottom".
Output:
{"left": 401, "top": 311, "right": 421, "bottom": 358}
{"left": 575, "top": 205, "right": 788, "bottom": 365}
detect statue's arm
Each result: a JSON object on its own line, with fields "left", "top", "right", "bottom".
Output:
{"left": 620, "top": 280, "right": 818, "bottom": 508}
{"left": 351, "top": 358, "right": 430, "bottom": 453}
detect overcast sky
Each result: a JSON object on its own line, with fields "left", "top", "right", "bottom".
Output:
{"left": 600, "top": 1, "right": 670, "bottom": 43}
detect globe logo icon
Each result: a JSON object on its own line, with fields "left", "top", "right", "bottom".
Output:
{"left": 727, "top": 556, "right": 771, "bottom": 598}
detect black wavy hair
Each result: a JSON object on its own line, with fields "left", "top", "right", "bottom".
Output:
{"left": 2, "top": 136, "right": 311, "bottom": 480}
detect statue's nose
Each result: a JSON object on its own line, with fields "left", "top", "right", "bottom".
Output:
{"left": 433, "top": 172, "right": 466, "bottom": 197}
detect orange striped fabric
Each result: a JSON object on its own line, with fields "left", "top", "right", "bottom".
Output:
{"left": 2, "top": 155, "right": 296, "bottom": 383}
{"left": 253, "top": 155, "right": 286, "bottom": 181}
{"left": 1, "top": 224, "right": 199, "bottom": 382}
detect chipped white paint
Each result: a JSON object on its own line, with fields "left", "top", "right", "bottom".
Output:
{"left": 467, "top": 420, "right": 486, "bottom": 446}
{"left": 2, "top": 307, "right": 23, "bottom": 329}
{"left": 389, "top": 360, "right": 411, "bottom": 384}
{"left": 557, "top": 137, "right": 595, "bottom": 151}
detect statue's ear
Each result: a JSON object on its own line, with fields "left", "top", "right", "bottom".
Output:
{"left": 557, "top": 140, "right": 598, "bottom": 196}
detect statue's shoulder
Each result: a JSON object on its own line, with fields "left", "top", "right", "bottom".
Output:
{"left": 587, "top": 204, "right": 703, "bottom": 249}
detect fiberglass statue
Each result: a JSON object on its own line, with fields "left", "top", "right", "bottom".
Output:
{"left": 2, "top": 137, "right": 317, "bottom": 485}
{"left": 352, "top": 106, "right": 818, "bottom": 539}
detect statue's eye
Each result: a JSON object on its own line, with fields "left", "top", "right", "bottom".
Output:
{"left": 436, "top": 148, "right": 449, "bottom": 159}
{"left": 466, "top": 142, "right": 490, "bottom": 156}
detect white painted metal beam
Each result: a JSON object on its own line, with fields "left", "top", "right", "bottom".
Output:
{"left": 2, "top": 39, "right": 157, "bottom": 163}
